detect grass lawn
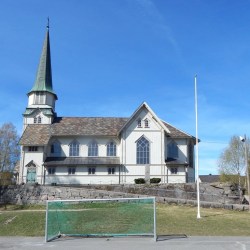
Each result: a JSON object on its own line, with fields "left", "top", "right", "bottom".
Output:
{"left": 157, "top": 204, "right": 250, "bottom": 236}
{"left": 0, "top": 203, "right": 249, "bottom": 236}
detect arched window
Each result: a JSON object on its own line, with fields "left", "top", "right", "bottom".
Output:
{"left": 136, "top": 136, "right": 150, "bottom": 164}
{"left": 144, "top": 118, "right": 149, "bottom": 128}
{"left": 69, "top": 141, "right": 79, "bottom": 157}
{"left": 38, "top": 116, "right": 42, "bottom": 123}
{"left": 88, "top": 141, "right": 98, "bottom": 156}
{"left": 34, "top": 116, "right": 42, "bottom": 124}
{"left": 107, "top": 141, "right": 116, "bottom": 156}
{"left": 137, "top": 119, "right": 142, "bottom": 128}
{"left": 51, "top": 140, "right": 61, "bottom": 156}
{"left": 168, "top": 141, "right": 178, "bottom": 159}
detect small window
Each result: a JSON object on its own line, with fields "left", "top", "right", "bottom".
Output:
{"left": 170, "top": 167, "right": 178, "bottom": 174}
{"left": 28, "top": 146, "right": 38, "bottom": 152}
{"left": 108, "top": 167, "right": 115, "bottom": 175}
{"left": 144, "top": 119, "right": 149, "bottom": 128}
{"left": 48, "top": 167, "right": 56, "bottom": 175}
{"left": 68, "top": 167, "right": 76, "bottom": 175}
{"left": 38, "top": 116, "right": 42, "bottom": 123}
{"left": 88, "top": 167, "right": 96, "bottom": 175}
{"left": 137, "top": 119, "right": 142, "bottom": 128}
{"left": 34, "top": 117, "right": 37, "bottom": 124}
{"left": 107, "top": 142, "right": 116, "bottom": 156}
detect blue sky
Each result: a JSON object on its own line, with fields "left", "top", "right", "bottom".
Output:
{"left": 1, "top": 0, "right": 250, "bottom": 175}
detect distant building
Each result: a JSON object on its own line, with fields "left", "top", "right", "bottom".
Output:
{"left": 19, "top": 25, "right": 197, "bottom": 185}
{"left": 199, "top": 174, "right": 220, "bottom": 183}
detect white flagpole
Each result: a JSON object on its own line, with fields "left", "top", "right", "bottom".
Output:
{"left": 195, "top": 75, "right": 201, "bottom": 219}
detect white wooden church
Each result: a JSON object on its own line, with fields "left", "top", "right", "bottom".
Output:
{"left": 19, "top": 25, "right": 196, "bottom": 185}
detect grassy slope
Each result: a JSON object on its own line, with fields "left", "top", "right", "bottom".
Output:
{"left": 0, "top": 204, "right": 249, "bottom": 236}
{"left": 157, "top": 204, "right": 250, "bottom": 236}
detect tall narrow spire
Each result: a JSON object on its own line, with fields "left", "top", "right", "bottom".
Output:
{"left": 47, "top": 17, "right": 50, "bottom": 30}
{"left": 29, "top": 20, "right": 57, "bottom": 99}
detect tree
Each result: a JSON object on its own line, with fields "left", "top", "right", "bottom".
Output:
{"left": 0, "top": 123, "right": 20, "bottom": 172}
{"left": 218, "top": 135, "right": 249, "bottom": 189}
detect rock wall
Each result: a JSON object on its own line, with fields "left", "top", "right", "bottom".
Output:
{"left": 0, "top": 183, "right": 248, "bottom": 211}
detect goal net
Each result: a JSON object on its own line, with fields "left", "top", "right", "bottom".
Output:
{"left": 45, "top": 197, "right": 156, "bottom": 242}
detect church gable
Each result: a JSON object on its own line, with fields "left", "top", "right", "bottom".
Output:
{"left": 23, "top": 108, "right": 54, "bottom": 126}
{"left": 125, "top": 108, "right": 161, "bottom": 132}
{"left": 119, "top": 102, "right": 169, "bottom": 134}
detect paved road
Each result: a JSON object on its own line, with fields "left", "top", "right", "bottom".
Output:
{"left": 0, "top": 236, "right": 250, "bottom": 250}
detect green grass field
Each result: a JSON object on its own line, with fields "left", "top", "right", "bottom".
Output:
{"left": 0, "top": 203, "right": 249, "bottom": 237}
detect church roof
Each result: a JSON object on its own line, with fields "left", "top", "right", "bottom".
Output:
{"left": 20, "top": 125, "right": 51, "bottom": 146}
{"left": 19, "top": 116, "right": 194, "bottom": 146}
{"left": 199, "top": 175, "right": 220, "bottom": 183}
{"left": 162, "top": 121, "right": 195, "bottom": 139}
{"left": 23, "top": 108, "right": 54, "bottom": 116}
{"left": 165, "top": 157, "right": 188, "bottom": 166}
{"left": 19, "top": 117, "right": 128, "bottom": 145}
{"left": 44, "top": 157, "right": 120, "bottom": 166}
{"left": 28, "top": 25, "right": 57, "bottom": 99}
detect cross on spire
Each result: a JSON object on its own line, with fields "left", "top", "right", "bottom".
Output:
{"left": 47, "top": 17, "right": 50, "bottom": 30}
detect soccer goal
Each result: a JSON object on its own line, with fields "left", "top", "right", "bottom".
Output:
{"left": 45, "top": 197, "right": 156, "bottom": 242}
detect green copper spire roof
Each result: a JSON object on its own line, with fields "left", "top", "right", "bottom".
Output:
{"left": 29, "top": 22, "right": 57, "bottom": 99}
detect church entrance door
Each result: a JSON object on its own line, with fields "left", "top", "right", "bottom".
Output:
{"left": 27, "top": 168, "right": 36, "bottom": 183}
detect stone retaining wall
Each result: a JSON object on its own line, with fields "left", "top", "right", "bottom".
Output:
{"left": 0, "top": 183, "right": 248, "bottom": 211}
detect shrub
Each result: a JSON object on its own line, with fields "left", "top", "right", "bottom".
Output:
{"left": 134, "top": 178, "right": 145, "bottom": 184}
{"left": 150, "top": 178, "right": 161, "bottom": 184}
{"left": 0, "top": 172, "right": 13, "bottom": 186}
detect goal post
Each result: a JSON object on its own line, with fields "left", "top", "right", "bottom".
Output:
{"left": 45, "top": 197, "right": 156, "bottom": 242}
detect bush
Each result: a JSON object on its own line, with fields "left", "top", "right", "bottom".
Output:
{"left": 150, "top": 178, "right": 161, "bottom": 184}
{"left": 134, "top": 178, "right": 145, "bottom": 184}
{"left": 0, "top": 172, "right": 13, "bottom": 186}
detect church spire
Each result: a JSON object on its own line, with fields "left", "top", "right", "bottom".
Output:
{"left": 29, "top": 19, "right": 57, "bottom": 99}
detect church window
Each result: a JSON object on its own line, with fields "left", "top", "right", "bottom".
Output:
{"left": 144, "top": 119, "right": 149, "bottom": 128}
{"left": 68, "top": 167, "right": 76, "bottom": 175}
{"left": 188, "top": 144, "right": 194, "bottom": 168}
{"left": 69, "top": 141, "right": 79, "bottom": 157}
{"left": 34, "top": 116, "right": 42, "bottom": 124}
{"left": 88, "top": 167, "right": 96, "bottom": 175}
{"left": 48, "top": 167, "right": 56, "bottom": 175}
{"left": 136, "top": 136, "right": 150, "bottom": 164}
{"left": 168, "top": 141, "right": 178, "bottom": 159}
{"left": 170, "top": 167, "right": 178, "bottom": 174}
{"left": 28, "top": 146, "right": 38, "bottom": 152}
{"left": 108, "top": 167, "right": 115, "bottom": 175}
{"left": 137, "top": 119, "right": 142, "bottom": 128}
{"left": 107, "top": 141, "right": 116, "bottom": 156}
{"left": 88, "top": 141, "right": 98, "bottom": 156}
{"left": 51, "top": 141, "right": 61, "bottom": 156}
